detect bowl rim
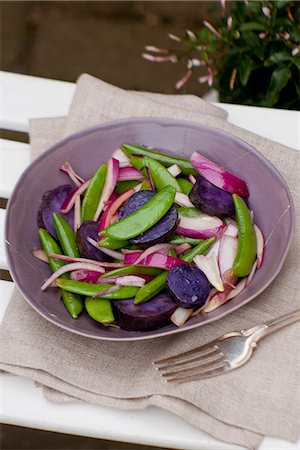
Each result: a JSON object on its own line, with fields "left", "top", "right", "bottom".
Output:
{"left": 5, "top": 116, "right": 295, "bottom": 341}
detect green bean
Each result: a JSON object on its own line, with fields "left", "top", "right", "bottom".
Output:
{"left": 101, "top": 186, "right": 176, "bottom": 240}
{"left": 82, "top": 164, "right": 107, "bottom": 221}
{"left": 133, "top": 237, "right": 215, "bottom": 304}
{"left": 85, "top": 297, "right": 115, "bottom": 324}
{"left": 130, "top": 156, "right": 182, "bottom": 192}
{"left": 232, "top": 194, "right": 257, "bottom": 277}
{"left": 122, "top": 144, "right": 198, "bottom": 176}
{"left": 53, "top": 213, "right": 80, "bottom": 257}
{"left": 39, "top": 229, "right": 84, "bottom": 319}
{"left": 56, "top": 279, "right": 139, "bottom": 299}
{"left": 177, "top": 178, "right": 193, "bottom": 195}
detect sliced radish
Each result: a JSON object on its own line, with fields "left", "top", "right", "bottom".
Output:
{"left": 118, "top": 167, "right": 144, "bottom": 181}
{"left": 70, "top": 269, "right": 104, "bottom": 283}
{"left": 61, "top": 179, "right": 91, "bottom": 214}
{"left": 194, "top": 254, "right": 224, "bottom": 292}
{"left": 188, "top": 175, "right": 196, "bottom": 184}
{"left": 94, "top": 158, "right": 119, "bottom": 221}
{"left": 177, "top": 212, "right": 225, "bottom": 239}
{"left": 175, "top": 192, "right": 195, "bottom": 208}
{"left": 190, "top": 151, "right": 249, "bottom": 197}
{"left": 171, "top": 307, "right": 193, "bottom": 327}
{"left": 246, "top": 259, "right": 258, "bottom": 285}
{"left": 60, "top": 161, "right": 85, "bottom": 187}
{"left": 31, "top": 248, "right": 49, "bottom": 263}
{"left": 41, "top": 262, "right": 105, "bottom": 291}
{"left": 254, "top": 224, "right": 264, "bottom": 268}
{"left": 115, "top": 276, "right": 146, "bottom": 287}
{"left": 48, "top": 253, "right": 124, "bottom": 268}
{"left": 167, "top": 164, "right": 181, "bottom": 177}
{"left": 226, "top": 278, "right": 247, "bottom": 300}
{"left": 218, "top": 235, "right": 238, "bottom": 281}
{"left": 112, "top": 148, "right": 131, "bottom": 167}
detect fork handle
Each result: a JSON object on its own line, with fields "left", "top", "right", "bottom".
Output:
{"left": 248, "top": 309, "right": 300, "bottom": 342}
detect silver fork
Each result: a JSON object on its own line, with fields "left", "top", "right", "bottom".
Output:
{"left": 154, "top": 309, "right": 300, "bottom": 383}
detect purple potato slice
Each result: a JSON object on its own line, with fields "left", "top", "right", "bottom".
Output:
{"left": 167, "top": 264, "right": 209, "bottom": 308}
{"left": 119, "top": 190, "right": 178, "bottom": 247}
{"left": 37, "top": 184, "right": 74, "bottom": 239}
{"left": 77, "top": 221, "right": 112, "bottom": 262}
{"left": 113, "top": 292, "right": 177, "bottom": 331}
{"left": 189, "top": 176, "right": 235, "bottom": 217}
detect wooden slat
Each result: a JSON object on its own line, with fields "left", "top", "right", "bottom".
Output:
{"left": 0, "top": 139, "right": 30, "bottom": 198}
{"left": 1, "top": 71, "right": 75, "bottom": 132}
{"left": 0, "top": 209, "right": 8, "bottom": 270}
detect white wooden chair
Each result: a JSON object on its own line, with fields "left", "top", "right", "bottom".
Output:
{"left": 1, "top": 70, "right": 299, "bottom": 450}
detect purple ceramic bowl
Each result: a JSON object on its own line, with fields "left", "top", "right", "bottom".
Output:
{"left": 5, "top": 118, "right": 295, "bottom": 341}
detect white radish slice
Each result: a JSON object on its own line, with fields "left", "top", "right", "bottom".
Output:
{"left": 87, "top": 237, "right": 125, "bottom": 261}
{"left": 32, "top": 248, "right": 49, "bottom": 263}
{"left": 254, "top": 224, "right": 264, "bottom": 268}
{"left": 226, "top": 278, "right": 247, "bottom": 300}
{"left": 115, "top": 276, "right": 146, "bottom": 287}
{"left": 175, "top": 192, "right": 195, "bottom": 208}
{"left": 188, "top": 175, "right": 196, "bottom": 184}
{"left": 112, "top": 148, "right": 131, "bottom": 167}
{"left": 194, "top": 254, "right": 224, "bottom": 292}
{"left": 167, "top": 164, "right": 181, "bottom": 177}
{"left": 171, "top": 307, "right": 193, "bottom": 327}
{"left": 218, "top": 235, "right": 238, "bottom": 280}
{"left": 133, "top": 243, "right": 173, "bottom": 265}
{"left": 246, "top": 259, "right": 258, "bottom": 285}
{"left": 190, "top": 151, "right": 249, "bottom": 197}
{"left": 93, "top": 158, "right": 119, "bottom": 221}
{"left": 177, "top": 213, "right": 225, "bottom": 239}
{"left": 41, "top": 263, "right": 105, "bottom": 291}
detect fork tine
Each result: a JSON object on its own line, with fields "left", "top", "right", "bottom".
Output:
{"left": 158, "top": 351, "right": 224, "bottom": 374}
{"left": 161, "top": 359, "right": 227, "bottom": 380}
{"left": 163, "top": 363, "right": 230, "bottom": 383}
{"left": 154, "top": 343, "right": 219, "bottom": 368}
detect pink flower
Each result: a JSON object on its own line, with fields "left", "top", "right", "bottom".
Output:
{"left": 227, "top": 16, "right": 233, "bottom": 30}
{"left": 186, "top": 30, "right": 197, "bottom": 41}
{"left": 175, "top": 69, "right": 193, "bottom": 90}
{"left": 142, "top": 54, "right": 178, "bottom": 63}
{"left": 203, "top": 20, "right": 221, "bottom": 38}
{"left": 262, "top": 6, "right": 271, "bottom": 19}
{"left": 168, "top": 33, "right": 181, "bottom": 42}
{"left": 144, "top": 45, "right": 169, "bottom": 54}
{"left": 198, "top": 67, "right": 214, "bottom": 87}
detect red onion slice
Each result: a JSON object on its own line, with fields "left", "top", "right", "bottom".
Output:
{"left": 254, "top": 224, "right": 264, "bottom": 268}
{"left": 175, "top": 192, "right": 195, "bottom": 208}
{"left": 70, "top": 269, "right": 104, "bottom": 283}
{"left": 94, "top": 158, "right": 119, "bottom": 221}
{"left": 48, "top": 253, "right": 124, "bottom": 268}
{"left": 171, "top": 307, "right": 193, "bottom": 327}
{"left": 136, "top": 253, "right": 189, "bottom": 270}
{"left": 177, "top": 213, "right": 226, "bottom": 239}
{"left": 60, "top": 161, "right": 85, "bottom": 187}
{"left": 118, "top": 167, "right": 144, "bottom": 181}
{"left": 218, "top": 235, "right": 238, "bottom": 281}
{"left": 73, "top": 196, "right": 81, "bottom": 232}
{"left": 87, "top": 237, "right": 125, "bottom": 261}
{"left": 133, "top": 243, "right": 173, "bottom": 265}
{"left": 92, "top": 285, "right": 120, "bottom": 298}
{"left": 41, "top": 262, "right": 105, "bottom": 291}
{"left": 188, "top": 175, "right": 196, "bottom": 185}
{"left": 191, "top": 151, "right": 249, "bottom": 197}
{"left": 98, "top": 188, "right": 135, "bottom": 235}
{"left": 115, "top": 276, "right": 146, "bottom": 287}
{"left": 194, "top": 254, "right": 224, "bottom": 292}
{"left": 61, "top": 179, "right": 91, "bottom": 214}
{"left": 31, "top": 248, "right": 49, "bottom": 263}
{"left": 167, "top": 164, "right": 181, "bottom": 177}
{"left": 112, "top": 148, "right": 131, "bottom": 167}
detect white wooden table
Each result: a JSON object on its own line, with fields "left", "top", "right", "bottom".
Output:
{"left": 1, "top": 70, "right": 300, "bottom": 450}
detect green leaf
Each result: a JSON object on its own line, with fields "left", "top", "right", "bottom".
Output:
{"left": 274, "top": 0, "right": 290, "bottom": 8}
{"left": 239, "top": 56, "right": 254, "bottom": 86}
{"left": 240, "top": 22, "right": 266, "bottom": 32}
{"left": 266, "top": 66, "right": 292, "bottom": 106}
{"left": 265, "top": 51, "right": 292, "bottom": 66}
{"left": 292, "top": 56, "right": 300, "bottom": 71}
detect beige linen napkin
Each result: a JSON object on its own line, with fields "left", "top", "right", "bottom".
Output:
{"left": 1, "top": 74, "right": 299, "bottom": 450}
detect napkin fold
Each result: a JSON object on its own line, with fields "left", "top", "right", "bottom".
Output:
{"left": 1, "top": 74, "right": 299, "bottom": 450}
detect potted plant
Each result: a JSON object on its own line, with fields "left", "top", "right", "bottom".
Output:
{"left": 143, "top": 0, "right": 300, "bottom": 110}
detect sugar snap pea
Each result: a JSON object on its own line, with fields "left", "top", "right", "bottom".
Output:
{"left": 133, "top": 237, "right": 215, "bottom": 304}
{"left": 56, "top": 279, "right": 139, "bottom": 299}
{"left": 82, "top": 164, "right": 107, "bottom": 221}
{"left": 101, "top": 185, "right": 176, "bottom": 240}
{"left": 85, "top": 297, "right": 115, "bottom": 324}
{"left": 53, "top": 213, "right": 80, "bottom": 257}
{"left": 177, "top": 178, "right": 193, "bottom": 195}
{"left": 170, "top": 235, "right": 204, "bottom": 245}
{"left": 99, "top": 236, "right": 129, "bottom": 250}
{"left": 101, "top": 266, "right": 162, "bottom": 279}
{"left": 115, "top": 180, "right": 140, "bottom": 195}
{"left": 122, "top": 144, "right": 198, "bottom": 176}
{"left": 232, "top": 194, "right": 257, "bottom": 277}
{"left": 39, "top": 228, "right": 84, "bottom": 319}
{"left": 130, "top": 156, "right": 182, "bottom": 192}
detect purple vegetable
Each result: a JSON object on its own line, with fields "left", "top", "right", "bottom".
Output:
{"left": 167, "top": 264, "right": 210, "bottom": 309}
{"left": 113, "top": 292, "right": 177, "bottom": 331}
{"left": 76, "top": 221, "right": 112, "bottom": 262}
{"left": 119, "top": 190, "right": 178, "bottom": 247}
{"left": 37, "top": 184, "right": 74, "bottom": 238}
{"left": 189, "top": 176, "right": 235, "bottom": 217}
